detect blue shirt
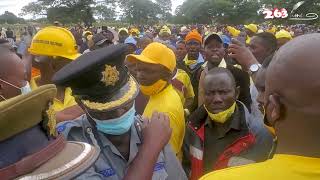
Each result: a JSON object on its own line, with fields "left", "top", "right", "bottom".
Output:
{"left": 57, "top": 115, "right": 187, "bottom": 180}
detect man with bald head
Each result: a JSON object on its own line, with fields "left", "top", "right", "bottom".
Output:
{"left": 200, "top": 34, "right": 320, "bottom": 180}
{"left": 0, "top": 47, "right": 31, "bottom": 101}
{"left": 183, "top": 67, "right": 273, "bottom": 180}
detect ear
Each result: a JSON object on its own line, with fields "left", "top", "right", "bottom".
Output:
{"left": 266, "top": 94, "right": 281, "bottom": 126}
{"left": 235, "top": 86, "right": 240, "bottom": 100}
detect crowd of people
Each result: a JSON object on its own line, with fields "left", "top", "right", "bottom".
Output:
{"left": 0, "top": 21, "right": 319, "bottom": 180}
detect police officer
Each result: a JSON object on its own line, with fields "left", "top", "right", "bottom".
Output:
{"left": 0, "top": 84, "right": 99, "bottom": 179}
{"left": 53, "top": 44, "right": 187, "bottom": 180}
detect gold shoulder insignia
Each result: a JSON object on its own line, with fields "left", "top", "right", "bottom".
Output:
{"left": 46, "top": 103, "right": 57, "bottom": 137}
{"left": 101, "top": 65, "right": 120, "bottom": 86}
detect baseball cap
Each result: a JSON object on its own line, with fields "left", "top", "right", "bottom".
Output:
{"left": 126, "top": 42, "right": 176, "bottom": 72}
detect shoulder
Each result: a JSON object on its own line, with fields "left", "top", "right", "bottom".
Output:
{"left": 56, "top": 115, "right": 89, "bottom": 137}
{"left": 176, "top": 69, "right": 191, "bottom": 82}
{"left": 200, "top": 161, "right": 268, "bottom": 180}
{"left": 177, "top": 68, "right": 188, "bottom": 75}
{"left": 161, "top": 85, "right": 184, "bottom": 105}
{"left": 188, "top": 105, "right": 207, "bottom": 128}
{"left": 238, "top": 101, "right": 274, "bottom": 158}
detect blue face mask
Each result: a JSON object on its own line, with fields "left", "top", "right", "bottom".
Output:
{"left": 88, "top": 105, "right": 136, "bottom": 135}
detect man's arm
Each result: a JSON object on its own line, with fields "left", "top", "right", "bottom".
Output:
{"left": 123, "top": 112, "right": 172, "bottom": 180}
{"left": 56, "top": 105, "right": 84, "bottom": 123}
{"left": 228, "top": 39, "right": 260, "bottom": 82}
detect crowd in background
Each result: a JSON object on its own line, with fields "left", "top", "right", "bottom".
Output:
{"left": 0, "top": 20, "right": 320, "bottom": 179}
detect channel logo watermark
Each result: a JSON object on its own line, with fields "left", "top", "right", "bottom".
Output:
{"left": 263, "top": 1, "right": 318, "bottom": 21}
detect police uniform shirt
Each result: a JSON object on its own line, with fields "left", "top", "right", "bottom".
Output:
{"left": 57, "top": 115, "right": 187, "bottom": 180}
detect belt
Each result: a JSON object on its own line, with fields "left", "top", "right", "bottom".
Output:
{"left": 0, "top": 134, "right": 66, "bottom": 180}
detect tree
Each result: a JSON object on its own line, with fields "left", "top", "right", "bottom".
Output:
{"left": 21, "top": 0, "right": 95, "bottom": 25}
{"left": 0, "top": 11, "right": 25, "bottom": 24}
{"left": 93, "top": 0, "right": 116, "bottom": 21}
{"left": 118, "top": 0, "right": 161, "bottom": 24}
{"left": 155, "top": 0, "right": 172, "bottom": 21}
{"left": 172, "top": 0, "right": 261, "bottom": 24}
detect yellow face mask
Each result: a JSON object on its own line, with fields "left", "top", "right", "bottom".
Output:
{"left": 140, "top": 79, "right": 167, "bottom": 96}
{"left": 184, "top": 59, "right": 197, "bottom": 66}
{"left": 204, "top": 102, "right": 236, "bottom": 123}
{"left": 183, "top": 55, "right": 197, "bottom": 66}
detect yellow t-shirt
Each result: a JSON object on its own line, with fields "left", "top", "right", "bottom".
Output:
{"left": 172, "top": 69, "right": 195, "bottom": 105}
{"left": 200, "top": 154, "right": 320, "bottom": 180}
{"left": 143, "top": 84, "right": 185, "bottom": 156}
{"left": 246, "top": 36, "right": 251, "bottom": 44}
{"left": 30, "top": 76, "right": 77, "bottom": 112}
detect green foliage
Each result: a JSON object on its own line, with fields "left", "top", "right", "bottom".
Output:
{"left": 173, "top": 0, "right": 261, "bottom": 24}
{"left": 118, "top": 0, "right": 161, "bottom": 24}
{"left": 21, "top": 0, "right": 96, "bottom": 25}
{"left": 19, "top": 0, "right": 320, "bottom": 25}
{"left": 172, "top": 0, "right": 320, "bottom": 25}
{"left": 155, "top": 0, "right": 172, "bottom": 21}
{"left": 0, "top": 11, "right": 25, "bottom": 24}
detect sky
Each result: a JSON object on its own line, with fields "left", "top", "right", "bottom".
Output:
{"left": 0, "top": 0, "right": 185, "bottom": 19}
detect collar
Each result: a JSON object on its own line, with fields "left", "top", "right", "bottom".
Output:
{"left": 202, "top": 58, "right": 227, "bottom": 73}
{"left": 205, "top": 104, "right": 242, "bottom": 139}
{"left": 172, "top": 69, "right": 178, "bottom": 79}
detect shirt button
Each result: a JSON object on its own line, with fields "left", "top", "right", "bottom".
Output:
{"left": 86, "top": 127, "right": 92, "bottom": 133}
{"left": 242, "top": 143, "right": 247, "bottom": 147}
{"left": 195, "top": 127, "right": 198, "bottom": 130}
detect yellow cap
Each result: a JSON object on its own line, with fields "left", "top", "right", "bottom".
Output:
{"left": 244, "top": 24, "right": 258, "bottom": 33}
{"left": 275, "top": 30, "right": 293, "bottom": 40}
{"left": 226, "top": 26, "right": 240, "bottom": 37}
{"left": 129, "top": 28, "right": 140, "bottom": 36}
{"left": 82, "top": 31, "right": 92, "bottom": 37}
{"left": 126, "top": 42, "right": 176, "bottom": 72}
{"left": 159, "top": 25, "right": 171, "bottom": 35}
{"left": 266, "top": 26, "right": 277, "bottom": 34}
{"left": 29, "top": 26, "right": 80, "bottom": 60}
{"left": 119, "top": 28, "right": 129, "bottom": 34}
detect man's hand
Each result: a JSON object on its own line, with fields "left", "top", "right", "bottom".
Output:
{"left": 56, "top": 105, "right": 84, "bottom": 123}
{"left": 123, "top": 112, "right": 172, "bottom": 180}
{"left": 142, "top": 112, "right": 172, "bottom": 153}
{"left": 228, "top": 38, "right": 259, "bottom": 70}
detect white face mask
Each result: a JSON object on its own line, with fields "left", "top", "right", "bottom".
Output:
{"left": 20, "top": 82, "right": 32, "bottom": 95}
{"left": 0, "top": 79, "right": 32, "bottom": 96}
